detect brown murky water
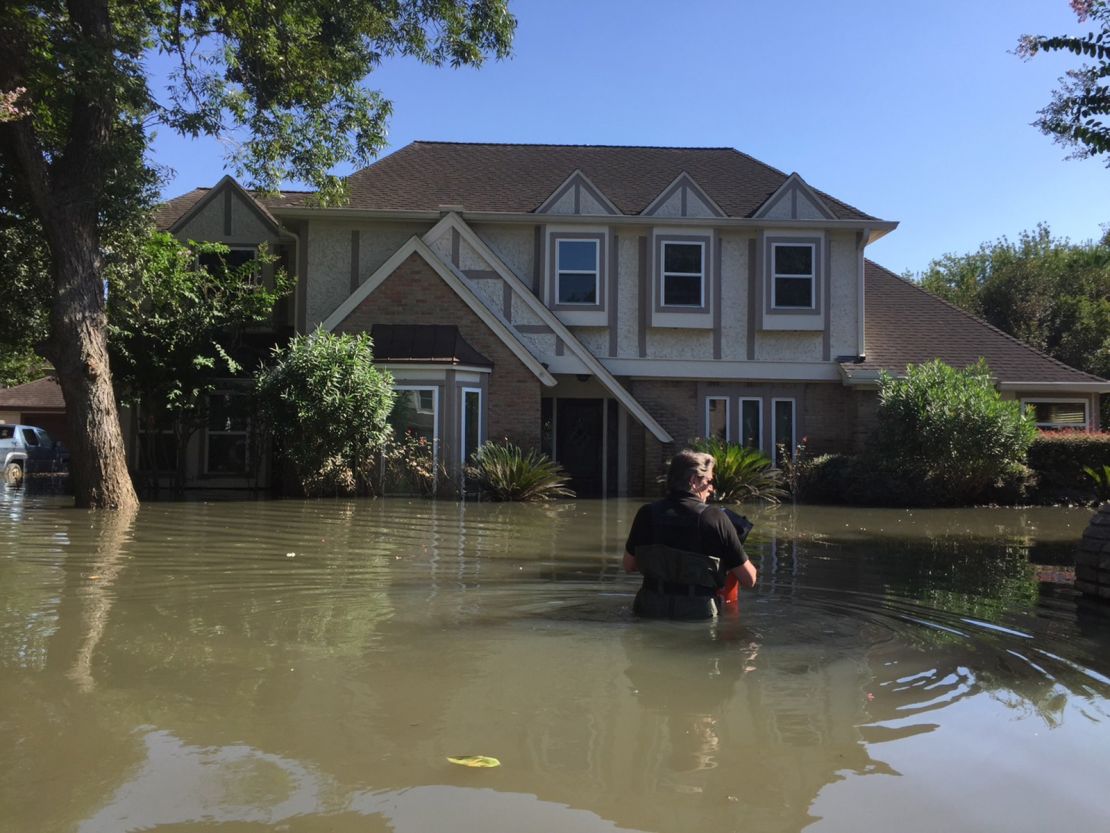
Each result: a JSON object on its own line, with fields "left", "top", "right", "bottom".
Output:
{"left": 2, "top": 490, "right": 1108, "bottom": 833}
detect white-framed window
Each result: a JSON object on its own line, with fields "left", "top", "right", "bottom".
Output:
{"left": 772, "top": 398, "right": 796, "bottom": 464}
{"left": 771, "top": 243, "right": 815, "bottom": 309}
{"left": 705, "top": 397, "right": 729, "bottom": 442}
{"left": 740, "top": 398, "right": 762, "bottom": 450}
{"left": 556, "top": 238, "right": 600, "bottom": 304}
{"left": 1022, "top": 399, "right": 1089, "bottom": 430}
{"left": 661, "top": 241, "right": 705, "bottom": 307}
{"left": 204, "top": 392, "right": 250, "bottom": 474}
{"left": 391, "top": 386, "right": 440, "bottom": 452}
{"left": 461, "top": 387, "right": 483, "bottom": 466}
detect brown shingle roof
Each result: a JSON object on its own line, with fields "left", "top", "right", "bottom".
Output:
{"left": 0, "top": 376, "right": 66, "bottom": 410}
{"left": 344, "top": 141, "right": 877, "bottom": 219}
{"left": 847, "top": 261, "right": 1106, "bottom": 385}
{"left": 370, "top": 324, "right": 492, "bottom": 367}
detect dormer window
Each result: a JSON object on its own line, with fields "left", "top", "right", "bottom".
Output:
{"left": 661, "top": 241, "right": 704, "bottom": 307}
{"left": 556, "top": 239, "right": 599, "bottom": 304}
{"left": 772, "top": 243, "right": 815, "bottom": 309}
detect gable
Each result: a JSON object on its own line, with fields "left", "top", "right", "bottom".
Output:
{"left": 170, "top": 176, "right": 282, "bottom": 244}
{"left": 641, "top": 172, "right": 725, "bottom": 219}
{"left": 535, "top": 170, "right": 620, "bottom": 215}
{"left": 753, "top": 173, "right": 836, "bottom": 221}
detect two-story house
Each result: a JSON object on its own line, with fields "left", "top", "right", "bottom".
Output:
{"left": 153, "top": 141, "right": 1108, "bottom": 495}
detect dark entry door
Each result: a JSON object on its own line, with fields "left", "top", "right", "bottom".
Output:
{"left": 556, "top": 398, "right": 604, "bottom": 497}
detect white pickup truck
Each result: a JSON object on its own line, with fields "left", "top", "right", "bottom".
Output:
{"left": 1, "top": 424, "right": 69, "bottom": 487}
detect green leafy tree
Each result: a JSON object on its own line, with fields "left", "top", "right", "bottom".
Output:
{"left": 1017, "top": 0, "right": 1110, "bottom": 164}
{"left": 0, "top": 1, "right": 515, "bottom": 509}
{"left": 106, "top": 229, "right": 291, "bottom": 494}
{"left": 0, "top": 220, "right": 52, "bottom": 387}
{"left": 877, "top": 359, "right": 1038, "bottom": 505}
{"left": 915, "top": 224, "right": 1110, "bottom": 427}
{"left": 255, "top": 328, "right": 395, "bottom": 496}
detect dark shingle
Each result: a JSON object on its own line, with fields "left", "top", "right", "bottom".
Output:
{"left": 848, "top": 261, "right": 1105, "bottom": 384}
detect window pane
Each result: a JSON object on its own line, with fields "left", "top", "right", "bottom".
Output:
{"left": 20, "top": 428, "right": 39, "bottom": 447}
{"left": 707, "top": 399, "right": 728, "bottom": 441}
{"left": 207, "top": 393, "right": 249, "bottom": 431}
{"left": 775, "top": 276, "right": 813, "bottom": 308}
{"left": 741, "top": 400, "right": 761, "bottom": 449}
{"left": 664, "top": 243, "right": 702, "bottom": 274}
{"left": 0, "top": 426, "right": 13, "bottom": 440}
{"left": 663, "top": 273, "right": 702, "bottom": 306}
{"left": 1031, "top": 402, "right": 1086, "bottom": 427}
{"left": 558, "top": 239, "right": 597, "bottom": 272}
{"left": 463, "top": 390, "right": 481, "bottom": 464}
{"left": 558, "top": 272, "right": 598, "bottom": 304}
{"left": 391, "top": 389, "right": 436, "bottom": 442}
{"left": 774, "top": 400, "right": 794, "bottom": 463}
{"left": 775, "top": 245, "right": 813, "bottom": 276}
{"left": 207, "top": 434, "right": 249, "bottom": 473}
{"left": 198, "top": 249, "right": 256, "bottom": 277}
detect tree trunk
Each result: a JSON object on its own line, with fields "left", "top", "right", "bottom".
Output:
{"left": 44, "top": 211, "right": 138, "bottom": 511}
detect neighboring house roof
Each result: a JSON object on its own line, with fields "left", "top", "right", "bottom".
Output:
{"left": 153, "top": 185, "right": 313, "bottom": 231}
{"left": 370, "top": 324, "right": 493, "bottom": 367}
{"left": 343, "top": 141, "right": 878, "bottom": 220}
{"left": 843, "top": 262, "right": 1108, "bottom": 386}
{"left": 0, "top": 376, "right": 66, "bottom": 410}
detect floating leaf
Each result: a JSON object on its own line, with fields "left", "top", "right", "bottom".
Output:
{"left": 447, "top": 755, "right": 500, "bottom": 768}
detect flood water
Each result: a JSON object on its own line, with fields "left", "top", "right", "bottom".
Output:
{"left": 2, "top": 491, "right": 1109, "bottom": 833}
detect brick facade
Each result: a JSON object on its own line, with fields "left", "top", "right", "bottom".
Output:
{"left": 335, "top": 253, "right": 541, "bottom": 451}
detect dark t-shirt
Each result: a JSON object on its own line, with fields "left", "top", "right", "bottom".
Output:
{"left": 624, "top": 491, "right": 748, "bottom": 573}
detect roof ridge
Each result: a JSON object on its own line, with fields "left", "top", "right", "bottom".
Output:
{"left": 865, "top": 259, "right": 1107, "bottom": 382}
{"left": 408, "top": 139, "right": 739, "bottom": 151}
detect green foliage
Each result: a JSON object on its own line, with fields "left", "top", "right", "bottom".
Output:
{"left": 1017, "top": 1, "right": 1110, "bottom": 165}
{"left": 254, "top": 327, "right": 395, "bottom": 496}
{"left": 106, "top": 229, "right": 291, "bottom": 491}
{"left": 381, "top": 429, "right": 445, "bottom": 498}
{"left": 1028, "top": 430, "right": 1110, "bottom": 502}
{"left": 465, "top": 441, "right": 574, "bottom": 501}
{"left": 1084, "top": 463, "right": 1110, "bottom": 501}
{"left": 0, "top": 222, "right": 52, "bottom": 376}
{"left": 687, "top": 436, "right": 786, "bottom": 504}
{"left": 877, "top": 359, "right": 1038, "bottom": 505}
{"left": 915, "top": 224, "right": 1110, "bottom": 430}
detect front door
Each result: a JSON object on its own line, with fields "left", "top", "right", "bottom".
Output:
{"left": 555, "top": 398, "right": 603, "bottom": 498}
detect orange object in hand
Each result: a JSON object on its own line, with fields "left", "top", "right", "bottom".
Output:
{"left": 719, "top": 572, "right": 739, "bottom": 605}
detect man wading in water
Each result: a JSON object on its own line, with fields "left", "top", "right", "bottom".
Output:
{"left": 623, "top": 450, "right": 757, "bottom": 619}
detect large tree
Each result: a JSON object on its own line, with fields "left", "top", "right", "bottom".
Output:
{"left": 0, "top": 1, "right": 515, "bottom": 509}
{"left": 1018, "top": 0, "right": 1110, "bottom": 165}
{"left": 914, "top": 224, "right": 1110, "bottom": 427}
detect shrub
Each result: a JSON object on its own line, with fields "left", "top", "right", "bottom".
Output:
{"left": 687, "top": 437, "right": 786, "bottom": 504}
{"left": 877, "top": 359, "right": 1037, "bottom": 505}
{"left": 255, "top": 328, "right": 395, "bottom": 496}
{"left": 380, "top": 430, "right": 446, "bottom": 497}
{"left": 466, "top": 441, "right": 574, "bottom": 501}
{"left": 1027, "top": 431, "right": 1110, "bottom": 503}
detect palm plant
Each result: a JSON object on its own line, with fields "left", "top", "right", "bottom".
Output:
{"left": 466, "top": 441, "right": 575, "bottom": 501}
{"left": 688, "top": 437, "right": 786, "bottom": 504}
{"left": 1083, "top": 464, "right": 1110, "bottom": 502}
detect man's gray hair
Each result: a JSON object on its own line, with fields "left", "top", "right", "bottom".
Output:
{"left": 666, "top": 449, "right": 715, "bottom": 493}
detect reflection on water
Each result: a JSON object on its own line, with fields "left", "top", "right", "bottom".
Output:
{"left": 1, "top": 491, "right": 1109, "bottom": 833}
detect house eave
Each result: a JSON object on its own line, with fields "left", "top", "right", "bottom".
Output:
{"left": 270, "top": 205, "right": 898, "bottom": 235}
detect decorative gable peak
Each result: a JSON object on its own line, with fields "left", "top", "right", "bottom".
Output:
{"left": 535, "top": 169, "right": 620, "bottom": 216}
{"left": 167, "top": 174, "right": 282, "bottom": 240}
{"left": 753, "top": 172, "right": 836, "bottom": 221}
{"left": 641, "top": 171, "right": 725, "bottom": 219}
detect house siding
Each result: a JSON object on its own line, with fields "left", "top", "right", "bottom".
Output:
{"left": 334, "top": 252, "right": 541, "bottom": 451}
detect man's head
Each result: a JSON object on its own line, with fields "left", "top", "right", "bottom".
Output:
{"left": 667, "top": 449, "right": 716, "bottom": 497}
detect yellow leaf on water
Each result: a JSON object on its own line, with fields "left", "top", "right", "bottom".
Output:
{"left": 447, "top": 755, "right": 500, "bottom": 768}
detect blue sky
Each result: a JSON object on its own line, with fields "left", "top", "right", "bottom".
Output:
{"left": 150, "top": 0, "right": 1108, "bottom": 277}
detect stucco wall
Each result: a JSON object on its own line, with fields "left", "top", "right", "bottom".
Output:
{"left": 720, "top": 232, "right": 751, "bottom": 361}
{"left": 472, "top": 224, "right": 534, "bottom": 288}
{"left": 176, "top": 190, "right": 279, "bottom": 245}
{"left": 828, "top": 234, "right": 859, "bottom": 358}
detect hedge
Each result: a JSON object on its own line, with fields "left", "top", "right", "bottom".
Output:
{"left": 1027, "top": 431, "right": 1110, "bottom": 502}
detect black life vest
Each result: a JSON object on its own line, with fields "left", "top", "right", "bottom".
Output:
{"left": 633, "top": 499, "right": 724, "bottom": 620}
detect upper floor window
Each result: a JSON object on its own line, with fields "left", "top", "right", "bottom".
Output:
{"left": 661, "top": 241, "right": 704, "bottom": 307}
{"left": 197, "top": 247, "right": 260, "bottom": 290}
{"left": 556, "top": 239, "right": 599, "bottom": 304}
{"left": 772, "top": 243, "right": 815, "bottom": 309}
